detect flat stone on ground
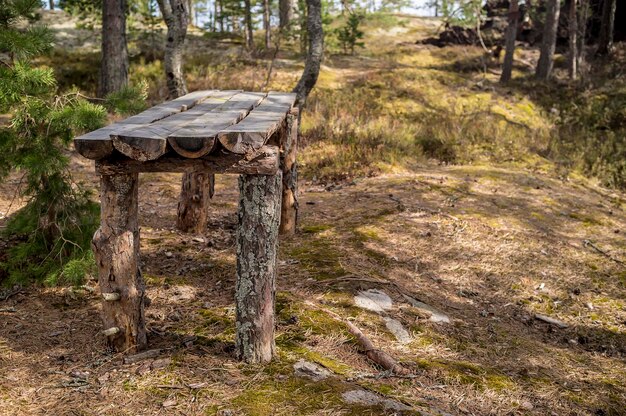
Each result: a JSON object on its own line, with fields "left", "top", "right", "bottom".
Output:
{"left": 403, "top": 294, "right": 451, "bottom": 323}
{"left": 384, "top": 317, "right": 412, "bottom": 344}
{"left": 354, "top": 289, "right": 393, "bottom": 313}
{"left": 341, "top": 389, "right": 411, "bottom": 411}
{"left": 293, "top": 359, "right": 332, "bottom": 381}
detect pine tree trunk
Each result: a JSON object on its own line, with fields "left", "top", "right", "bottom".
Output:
{"left": 577, "top": 0, "right": 589, "bottom": 73}
{"left": 500, "top": 0, "right": 518, "bottom": 83}
{"left": 244, "top": 0, "right": 254, "bottom": 49}
{"left": 264, "top": 0, "right": 271, "bottom": 49}
{"left": 235, "top": 173, "right": 282, "bottom": 363}
{"left": 99, "top": 0, "right": 129, "bottom": 97}
{"left": 49, "top": 0, "right": 54, "bottom": 10}
{"left": 279, "top": 0, "right": 293, "bottom": 29}
{"left": 535, "top": 0, "right": 560, "bottom": 80}
{"left": 156, "top": 0, "right": 188, "bottom": 99}
{"left": 187, "top": 0, "right": 194, "bottom": 26}
{"left": 568, "top": 0, "right": 578, "bottom": 80}
{"left": 92, "top": 172, "right": 147, "bottom": 353}
{"left": 596, "top": 0, "right": 616, "bottom": 56}
{"left": 293, "top": 0, "right": 323, "bottom": 108}
{"left": 218, "top": 0, "right": 224, "bottom": 32}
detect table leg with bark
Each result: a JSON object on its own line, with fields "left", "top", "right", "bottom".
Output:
{"left": 235, "top": 172, "right": 282, "bottom": 363}
{"left": 92, "top": 172, "right": 147, "bottom": 353}
{"left": 279, "top": 109, "right": 298, "bottom": 235}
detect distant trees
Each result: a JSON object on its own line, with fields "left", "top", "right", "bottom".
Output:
{"left": 500, "top": 0, "right": 519, "bottom": 83}
{"left": 535, "top": 0, "right": 560, "bottom": 80}
{"left": 99, "top": 0, "right": 129, "bottom": 96}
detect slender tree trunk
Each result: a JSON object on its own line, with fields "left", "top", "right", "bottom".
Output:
{"left": 187, "top": 0, "right": 194, "bottom": 26}
{"left": 263, "top": 0, "right": 271, "bottom": 49}
{"left": 279, "top": 0, "right": 293, "bottom": 29}
{"left": 596, "top": 0, "right": 616, "bottom": 56}
{"left": 244, "top": 0, "right": 254, "bottom": 49}
{"left": 568, "top": 0, "right": 577, "bottom": 80}
{"left": 218, "top": 0, "right": 224, "bottom": 32}
{"left": 577, "top": 0, "right": 589, "bottom": 74}
{"left": 156, "top": 0, "right": 188, "bottom": 98}
{"left": 293, "top": 0, "right": 323, "bottom": 108}
{"left": 99, "top": 0, "right": 129, "bottom": 97}
{"left": 535, "top": 0, "right": 560, "bottom": 80}
{"left": 49, "top": 0, "right": 54, "bottom": 10}
{"left": 500, "top": 0, "right": 519, "bottom": 83}
{"left": 299, "top": 0, "right": 307, "bottom": 54}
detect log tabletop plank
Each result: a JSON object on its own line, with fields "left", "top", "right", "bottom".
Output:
{"left": 168, "top": 92, "right": 266, "bottom": 158}
{"left": 217, "top": 92, "right": 296, "bottom": 155}
{"left": 74, "top": 90, "right": 216, "bottom": 160}
{"left": 112, "top": 90, "right": 243, "bottom": 161}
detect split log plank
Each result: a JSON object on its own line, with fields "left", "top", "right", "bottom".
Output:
{"left": 112, "top": 90, "right": 243, "bottom": 161}
{"left": 74, "top": 90, "right": 216, "bottom": 160}
{"left": 218, "top": 92, "right": 296, "bottom": 155}
{"left": 96, "top": 145, "right": 280, "bottom": 175}
{"left": 168, "top": 92, "right": 266, "bottom": 158}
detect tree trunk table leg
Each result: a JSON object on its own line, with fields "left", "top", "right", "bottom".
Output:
{"left": 177, "top": 172, "right": 214, "bottom": 233}
{"left": 235, "top": 172, "right": 282, "bottom": 363}
{"left": 92, "top": 172, "right": 147, "bottom": 353}
{"left": 279, "top": 110, "right": 298, "bottom": 235}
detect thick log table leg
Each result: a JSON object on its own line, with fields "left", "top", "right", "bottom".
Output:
{"left": 235, "top": 172, "right": 282, "bottom": 363}
{"left": 177, "top": 172, "right": 214, "bottom": 233}
{"left": 279, "top": 109, "right": 298, "bottom": 235}
{"left": 92, "top": 172, "right": 147, "bottom": 352}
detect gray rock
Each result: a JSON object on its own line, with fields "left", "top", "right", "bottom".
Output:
{"left": 342, "top": 389, "right": 411, "bottom": 411}
{"left": 384, "top": 317, "right": 412, "bottom": 344}
{"left": 293, "top": 359, "right": 331, "bottom": 381}
{"left": 354, "top": 289, "right": 393, "bottom": 313}
{"left": 403, "top": 295, "right": 450, "bottom": 323}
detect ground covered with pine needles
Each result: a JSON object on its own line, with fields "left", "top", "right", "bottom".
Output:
{"left": 1, "top": 11, "right": 626, "bottom": 416}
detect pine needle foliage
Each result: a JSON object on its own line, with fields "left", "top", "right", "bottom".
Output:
{"left": 0, "top": 0, "right": 107, "bottom": 286}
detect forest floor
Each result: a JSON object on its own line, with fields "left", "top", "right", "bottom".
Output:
{"left": 1, "top": 11, "right": 626, "bottom": 416}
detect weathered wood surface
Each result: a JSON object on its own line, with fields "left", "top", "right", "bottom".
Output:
{"left": 74, "top": 90, "right": 216, "bottom": 160}
{"left": 95, "top": 145, "right": 280, "bottom": 175}
{"left": 218, "top": 92, "right": 296, "bottom": 155}
{"left": 112, "top": 90, "right": 243, "bottom": 161}
{"left": 235, "top": 172, "right": 282, "bottom": 363}
{"left": 279, "top": 109, "right": 299, "bottom": 235}
{"left": 168, "top": 92, "right": 266, "bottom": 158}
{"left": 91, "top": 172, "right": 147, "bottom": 353}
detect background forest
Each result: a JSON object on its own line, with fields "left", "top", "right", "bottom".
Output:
{"left": 1, "top": 0, "right": 626, "bottom": 415}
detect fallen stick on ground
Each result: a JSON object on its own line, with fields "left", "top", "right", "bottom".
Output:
{"left": 305, "top": 301, "right": 411, "bottom": 376}
{"left": 583, "top": 239, "right": 625, "bottom": 265}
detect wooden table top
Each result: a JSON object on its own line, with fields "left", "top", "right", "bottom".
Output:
{"left": 74, "top": 90, "right": 297, "bottom": 162}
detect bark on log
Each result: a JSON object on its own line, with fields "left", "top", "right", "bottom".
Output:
{"left": 535, "top": 0, "right": 560, "bottom": 80}
{"left": 92, "top": 172, "right": 147, "bottom": 353}
{"left": 95, "top": 145, "right": 280, "bottom": 175}
{"left": 176, "top": 172, "right": 214, "bottom": 233}
{"left": 235, "top": 173, "right": 282, "bottom": 363}
{"left": 99, "top": 0, "right": 129, "bottom": 97}
{"left": 279, "top": 110, "right": 298, "bottom": 235}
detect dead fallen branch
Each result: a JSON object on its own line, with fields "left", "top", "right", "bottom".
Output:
{"left": 583, "top": 239, "right": 625, "bottom": 265}
{"left": 305, "top": 301, "right": 411, "bottom": 375}
{"left": 123, "top": 348, "right": 162, "bottom": 364}
{"left": 535, "top": 314, "right": 569, "bottom": 329}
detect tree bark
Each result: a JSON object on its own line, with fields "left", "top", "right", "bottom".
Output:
{"left": 568, "top": 0, "right": 578, "bottom": 80}
{"left": 244, "top": 0, "right": 254, "bottom": 49}
{"left": 235, "top": 173, "right": 282, "bottom": 363}
{"left": 176, "top": 171, "right": 214, "bottom": 233}
{"left": 92, "top": 172, "right": 147, "bottom": 353}
{"left": 263, "top": 0, "right": 271, "bottom": 49}
{"left": 500, "top": 0, "right": 519, "bottom": 83}
{"left": 49, "top": 0, "right": 54, "bottom": 10}
{"left": 99, "top": 0, "right": 129, "bottom": 97}
{"left": 280, "top": 110, "right": 298, "bottom": 235}
{"left": 279, "top": 0, "right": 294, "bottom": 29}
{"left": 293, "top": 0, "right": 323, "bottom": 108}
{"left": 535, "top": 0, "right": 560, "bottom": 80}
{"left": 577, "top": 0, "right": 589, "bottom": 74}
{"left": 187, "top": 0, "right": 194, "bottom": 26}
{"left": 596, "top": 0, "right": 616, "bottom": 56}
{"left": 156, "top": 0, "right": 188, "bottom": 99}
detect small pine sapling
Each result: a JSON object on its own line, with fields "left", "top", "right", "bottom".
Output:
{"left": 336, "top": 13, "right": 365, "bottom": 55}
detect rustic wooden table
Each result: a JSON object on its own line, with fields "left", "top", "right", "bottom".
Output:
{"left": 74, "top": 90, "right": 298, "bottom": 363}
